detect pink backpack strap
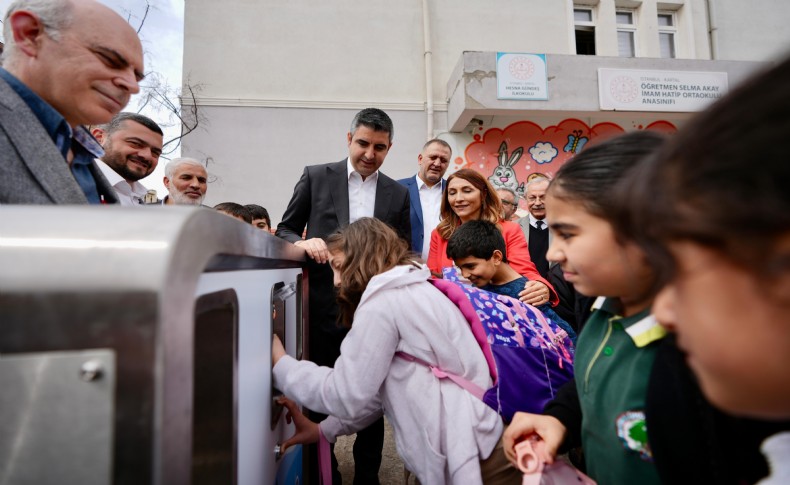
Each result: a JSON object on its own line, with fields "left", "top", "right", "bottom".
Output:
{"left": 497, "top": 294, "right": 573, "bottom": 365}
{"left": 430, "top": 278, "right": 498, "bottom": 382}
{"left": 395, "top": 351, "right": 486, "bottom": 401}
{"left": 318, "top": 427, "right": 332, "bottom": 485}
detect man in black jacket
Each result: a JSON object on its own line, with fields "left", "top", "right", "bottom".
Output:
{"left": 276, "top": 108, "right": 410, "bottom": 484}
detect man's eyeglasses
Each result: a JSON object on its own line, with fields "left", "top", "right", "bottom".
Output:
{"left": 501, "top": 200, "right": 517, "bottom": 207}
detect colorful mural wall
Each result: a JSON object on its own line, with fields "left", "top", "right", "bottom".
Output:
{"left": 446, "top": 118, "right": 676, "bottom": 214}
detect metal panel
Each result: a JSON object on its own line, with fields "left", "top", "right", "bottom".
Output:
{"left": 194, "top": 268, "right": 304, "bottom": 484}
{"left": 0, "top": 350, "right": 115, "bottom": 485}
{"left": 0, "top": 207, "right": 307, "bottom": 485}
{"left": 192, "top": 290, "right": 239, "bottom": 485}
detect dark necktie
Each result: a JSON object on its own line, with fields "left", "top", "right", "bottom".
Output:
{"left": 536, "top": 220, "right": 545, "bottom": 230}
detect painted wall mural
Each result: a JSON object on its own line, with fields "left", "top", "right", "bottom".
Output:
{"left": 451, "top": 119, "right": 677, "bottom": 208}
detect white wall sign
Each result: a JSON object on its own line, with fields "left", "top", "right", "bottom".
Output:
{"left": 599, "top": 68, "right": 728, "bottom": 112}
{"left": 497, "top": 53, "right": 548, "bottom": 100}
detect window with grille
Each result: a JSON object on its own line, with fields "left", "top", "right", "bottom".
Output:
{"left": 616, "top": 10, "right": 636, "bottom": 57}
{"left": 658, "top": 12, "right": 677, "bottom": 58}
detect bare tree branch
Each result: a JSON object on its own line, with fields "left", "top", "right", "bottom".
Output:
{"left": 121, "top": 0, "right": 151, "bottom": 34}
{"left": 136, "top": 73, "right": 205, "bottom": 157}
{"left": 122, "top": 1, "right": 207, "bottom": 160}
{"left": 136, "top": 3, "right": 150, "bottom": 34}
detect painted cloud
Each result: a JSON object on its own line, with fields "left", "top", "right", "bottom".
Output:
{"left": 529, "top": 142, "right": 558, "bottom": 164}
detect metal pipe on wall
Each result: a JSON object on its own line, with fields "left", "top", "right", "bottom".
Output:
{"left": 422, "top": 0, "right": 434, "bottom": 140}
{"left": 706, "top": 0, "right": 719, "bottom": 60}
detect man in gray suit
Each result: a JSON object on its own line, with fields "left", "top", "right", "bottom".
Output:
{"left": 517, "top": 177, "right": 552, "bottom": 278}
{"left": 0, "top": 0, "right": 144, "bottom": 204}
{"left": 276, "top": 108, "right": 410, "bottom": 485}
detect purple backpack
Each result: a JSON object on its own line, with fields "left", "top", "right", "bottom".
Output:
{"left": 398, "top": 278, "right": 575, "bottom": 422}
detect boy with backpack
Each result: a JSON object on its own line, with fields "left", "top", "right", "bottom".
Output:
{"left": 446, "top": 219, "right": 576, "bottom": 342}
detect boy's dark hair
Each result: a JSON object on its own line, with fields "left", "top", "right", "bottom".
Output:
{"left": 446, "top": 220, "right": 509, "bottom": 263}
{"left": 214, "top": 202, "right": 253, "bottom": 223}
{"left": 244, "top": 204, "right": 270, "bottom": 224}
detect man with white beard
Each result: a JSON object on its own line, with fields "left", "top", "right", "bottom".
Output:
{"left": 160, "top": 157, "right": 207, "bottom": 205}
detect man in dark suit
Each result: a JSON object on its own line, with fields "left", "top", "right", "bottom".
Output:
{"left": 276, "top": 108, "right": 410, "bottom": 484}
{"left": 0, "top": 0, "right": 144, "bottom": 204}
{"left": 398, "top": 139, "right": 451, "bottom": 260}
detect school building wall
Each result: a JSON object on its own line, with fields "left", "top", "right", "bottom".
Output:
{"left": 181, "top": 0, "right": 790, "bottom": 223}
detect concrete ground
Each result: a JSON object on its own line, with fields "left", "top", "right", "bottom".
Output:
{"left": 335, "top": 418, "right": 415, "bottom": 484}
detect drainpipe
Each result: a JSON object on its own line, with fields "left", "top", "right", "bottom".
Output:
{"left": 421, "top": 0, "right": 434, "bottom": 140}
{"left": 706, "top": 0, "right": 718, "bottom": 59}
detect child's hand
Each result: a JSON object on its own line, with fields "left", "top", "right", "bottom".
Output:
{"left": 277, "top": 396, "right": 320, "bottom": 452}
{"left": 519, "top": 280, "right": 550, "bottom": 306}
{"left": 272, "top": 335, "right": 287, "bottom": 365}
{"left": 503, "top": 412, "right": 566, "bottom": 466}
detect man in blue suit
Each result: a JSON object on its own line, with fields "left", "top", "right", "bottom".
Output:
{"left": 398, "top": 139, "right": 452, "bottom": 259}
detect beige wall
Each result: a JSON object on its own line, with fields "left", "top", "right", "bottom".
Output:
{"left": 184, "top": 0, "right": 790, "bottom": 105}
{"left": 182, "top": 0, "right": 790, "bottom": 224}
{"left": 711, "top": 0, "right": 790, "bottom": 61}
{"left": 185, "top": 107, "right": 432, "bottom": 223}
{"left": 184, "top": 0, "right": 572, "bottom": 107}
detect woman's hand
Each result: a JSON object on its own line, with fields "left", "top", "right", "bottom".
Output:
{"left": 503, "top": 412, "right": 566, "bottom": 466}
{"left": 277, "top": 396, "right": 320, "bottom": 452}
{"left": 272, "top": 335, "right": 287, "bottom": 365}
{"left": 519, "top": 280, "right": 550, "bottom": 306}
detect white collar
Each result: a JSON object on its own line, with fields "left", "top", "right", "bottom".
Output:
{"left": 416, "top": 174, "right": 441, "bottom": 191}
{"left": 95, "top": 158, "right": 148, "bottom": 193}
{"left": 96, "top": 158, "right": 126, "bottom": 186}
{"left": 591, "top": 297, "right": 666, "bottom": 347}
{"left": 346, "top": 157, "right": 379, "bottom": 182}
{"left": 529, "top": 213, "right": 546, "bottom": 227}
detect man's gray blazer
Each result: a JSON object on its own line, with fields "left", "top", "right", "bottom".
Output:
{"left": 0, "top": 77, "right": 117, "bottom": 204}
{"left": 517, "top": 215, "right": 553, "bottom": 246}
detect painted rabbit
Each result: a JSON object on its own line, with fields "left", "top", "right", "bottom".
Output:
{"left": 488, "top": 141, "right": 526, "bottom": 198}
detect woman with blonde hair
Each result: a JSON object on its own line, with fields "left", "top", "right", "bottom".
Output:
{"left": 427, "top": 168, "right": 557, "bottom": 306}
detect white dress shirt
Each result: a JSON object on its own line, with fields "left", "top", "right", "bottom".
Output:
{"left": 347, "top": 158, "right": 378, "bottom": 223}
{"left": 416, "top": 175, "right": 443, "bottom": 260}
{"left": 759, "top": 432, "right": 790, "bottom": 485}
{"left": 528, "top": 213, "right": 547, "bottom": 230}
{"left": 96, "top": 159, "right": 150, "bottom": 206}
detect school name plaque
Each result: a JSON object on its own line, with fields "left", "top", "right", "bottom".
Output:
{"left": 598, "top": 68, "right": 728, "bottom": 112}
{"left": 497, "top": 53, "right": 549, "bottom": 101}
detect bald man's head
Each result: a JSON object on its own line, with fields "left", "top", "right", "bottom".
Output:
{"left": 2, "top": 0, "right": 144, "bottom": 126}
